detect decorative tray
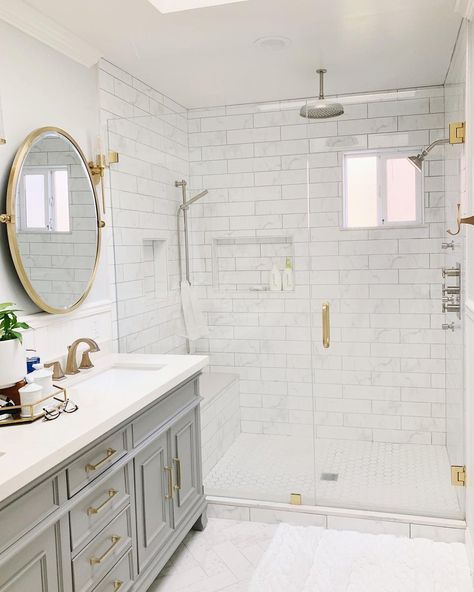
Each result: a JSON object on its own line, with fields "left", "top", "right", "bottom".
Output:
{"left": 0, "top": 385, "right": 67, "bottom": 426}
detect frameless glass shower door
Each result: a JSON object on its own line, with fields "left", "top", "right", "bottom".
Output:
{"left": 309, "top": 89, "right": 464, "bottom": 519}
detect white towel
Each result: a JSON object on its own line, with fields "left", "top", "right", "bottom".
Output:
{"left": 180, "top": 280, "right": 209, "bottom": 341}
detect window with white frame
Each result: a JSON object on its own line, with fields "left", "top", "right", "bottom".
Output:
{"left": 18, "top": 166, "right": 71, "bottom": 232}
{"left": 343, "top": 152, "right": 423, "bottom": 229}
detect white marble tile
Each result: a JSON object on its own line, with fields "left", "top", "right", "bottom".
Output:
{"left": 326, "top": 516, "right": 410, "bottom": 536}
{"left": 410, "top": 524, "right": 466, "bottom": 543}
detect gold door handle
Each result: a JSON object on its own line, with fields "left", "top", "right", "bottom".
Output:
{"left": 89, "top": 535, "right": 121, "bottom": 565}
{"left": 113, "top": 581, "right": 124, "bottom": 591}
{"left": 87, "top": 489, "right": 118, "bottom": 516}
{"left": 322, "top": 302, "right": 330, "bottom": 349}
{"left": 173, "top": 458, "right": 182, "bottom": 491}
{"left": 85, "top": 448, "right": 117, "bottom": 473}
{"left": 164, "top": 466, "right": 173, "bottom": 499}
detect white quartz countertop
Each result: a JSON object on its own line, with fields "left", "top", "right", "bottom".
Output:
{"left": 0, "top": 353, "right": 208, "bottom": 504}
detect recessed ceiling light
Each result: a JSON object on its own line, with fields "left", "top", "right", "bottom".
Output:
{"left": 254, "top": 36, "right": 292, "bottom": 51}
{"left": 148, "top": 0, "right": 247, "bottom": 13}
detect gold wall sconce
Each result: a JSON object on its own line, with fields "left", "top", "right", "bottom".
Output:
{"left": 447, "top": 204, "right": 474, "bottom": 236}
{"left": 88, "top": 151, "right": 119, "bottom": 214}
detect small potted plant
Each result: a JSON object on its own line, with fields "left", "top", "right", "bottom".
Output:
{"left": 0, "top": 303, "right": 30, "bottom": 388}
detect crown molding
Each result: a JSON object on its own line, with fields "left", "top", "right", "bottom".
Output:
{"left": 455, "top": 0, "right": 474, "bottom": 20}
{"left": 0, "top": 0, "right": 101, "bottom": 67}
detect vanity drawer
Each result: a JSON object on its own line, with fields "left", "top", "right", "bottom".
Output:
{"left": 70, "top": 466, "right": 130, "bottom": 553}
{"left": 67, "top": 430, "right": 128, "bottom": 497}
{"left": 92, "top": 549, "right": 134, "bottom": 592}
{"left": 132, "top": 377, "right": 199, "bottom": 446}
{"left": 0, "top": 476, "right": 60, "bottom": 553}
{"left": 72, "top": 507, "right": 132, "bottom": 592}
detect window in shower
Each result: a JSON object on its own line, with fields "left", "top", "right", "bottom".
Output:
{"left": 343, "top": 151, "right": 422, "bottom": 228}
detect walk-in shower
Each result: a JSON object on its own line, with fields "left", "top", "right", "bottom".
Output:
{"left": 107, "top": 59, "right": 466, "bottom": 525}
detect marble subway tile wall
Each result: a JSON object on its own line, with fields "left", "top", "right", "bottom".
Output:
{"left": 188, "top": 87, "right": 448, "bottom": 444}
{"left": 99, "top": 60, "right": 189, "bottom": 354}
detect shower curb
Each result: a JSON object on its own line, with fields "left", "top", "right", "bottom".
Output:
{"left": 207, "top": 495, "right": 467, "bottom": 544}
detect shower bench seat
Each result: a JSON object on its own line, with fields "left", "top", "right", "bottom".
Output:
{"left": 200, "top": 372, "right": 240, "bottom": 477}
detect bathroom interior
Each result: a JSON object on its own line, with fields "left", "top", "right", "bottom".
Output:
{"left": 1, "top": 1, "right": 474, "bottom": 590}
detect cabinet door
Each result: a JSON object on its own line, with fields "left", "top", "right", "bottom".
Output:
{"left": 0, "top": 525, "right": 64, "bottom": 592}
{"left": 134, "top": 431, "right": 173, "bottom": 572}
{"left": 171, "top": 409, "right": 203, "bottom": 528}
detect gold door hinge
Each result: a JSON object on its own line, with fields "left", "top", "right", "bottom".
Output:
{"left": 290, "top": 493, "right": 302, "bottom": 505}
{"left": 449, "top": 121, "right": 465, "bottom": 144}
{"left": 451, "top": 465, "right": 466, "bottom": 487}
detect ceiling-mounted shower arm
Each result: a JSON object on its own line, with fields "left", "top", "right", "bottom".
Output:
{"left": 317, "top": 68, "right": 327, "bottom": 100}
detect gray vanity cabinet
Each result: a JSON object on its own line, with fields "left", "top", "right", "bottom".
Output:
{"left": 171, "top": 408, "right": 202, "bottom": 529}
{"left": 0, "top": 374, "right": 206, "bottom": 592}
{"left": 134, "top": 430, "right": 173, "bottom": 572}
{"left": 0, "top": 524, "right": 64, "bottom": 592}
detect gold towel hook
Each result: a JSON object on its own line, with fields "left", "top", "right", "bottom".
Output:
{"left": 447, "top": 204, "right": 474, "bottom": 236}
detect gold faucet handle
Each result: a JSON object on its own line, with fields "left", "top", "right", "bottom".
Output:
{"left": 79, "top": 350, "right": 94, "bottom": 369}
{"left": 45, "top": 361, "right": 66, "bottom": 381}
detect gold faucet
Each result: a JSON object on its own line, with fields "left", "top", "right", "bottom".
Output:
{"left": 66, "top": 338, "right": 100, "bottom": 375}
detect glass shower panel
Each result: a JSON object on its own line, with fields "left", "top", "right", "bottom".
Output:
{"left": 187, "top": 100, "right": 317, "bottom": 506}
{"left": 444, "top": 20, "right": 467, "bottom": 514}
{"left": 310, "top": 92, "right": 463, "bottom": 519}
{"left": 107, "top": 112, "right": 190, "bottom": 356}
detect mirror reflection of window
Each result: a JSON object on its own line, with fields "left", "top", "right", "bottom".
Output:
{"left": 19, "top": 166, "right": 71, "bottom": 233}
{"left": 24, "top": 173, "right": 47, "bottom": 229}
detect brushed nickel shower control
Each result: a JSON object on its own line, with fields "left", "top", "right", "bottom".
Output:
{"left": 442, "top": 323, "right": 455, "bottom": 332}
{"left": 442, "top": 267, "right": 461, "bottom": 278}
{"left": 442, "top": 241, "right": 455, "bottom": 250}
{"left": 441, "top": 263, "right": 461, "bottom": 319}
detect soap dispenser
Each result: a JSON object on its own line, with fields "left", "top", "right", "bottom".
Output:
{"left": 269, "top": 262, "right": 282, "bottom": 291}
{"left": 282, "top": 257, "right": 294, "bottom": 291}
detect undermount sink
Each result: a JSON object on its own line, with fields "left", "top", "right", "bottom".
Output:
{"left": 73, "top": 362, "right": 164, "bottom": 395}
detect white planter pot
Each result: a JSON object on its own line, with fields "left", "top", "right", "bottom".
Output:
{"left": 0, "top": 339, "right": 26, "bottom": 388}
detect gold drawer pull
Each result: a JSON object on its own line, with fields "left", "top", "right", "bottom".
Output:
{"left": 85, "top": 448, "right": 117, "bottom": 473}
{"left": 173, "top": 458, "right": 182, "bottom": 491}
{"left": 87, "top": 489, "right": 118, "bottom": 516}
{"left": 113, "top": 581, "right": 123, "bottom": 591}
{"left": 322, "top": 302, "right": 330, "bottom": 349}
{"left": 89, "top": 535, "right": 121, "bottom": 565}
{"left": 164, "top": 466, "right": 173, "bottom": 499}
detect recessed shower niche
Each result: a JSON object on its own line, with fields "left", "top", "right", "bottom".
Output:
{"left": 212, "top": 235, "right": 295, "bottom": 292}
{"left": 143, "top": 238, "right": 169, "bottom": 300}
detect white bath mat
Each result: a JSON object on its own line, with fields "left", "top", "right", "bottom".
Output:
{"left": 248, "top": 524, "right": 472, "bottom": 592}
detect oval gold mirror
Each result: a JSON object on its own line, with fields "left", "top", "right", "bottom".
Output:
{"left": 5, "top": 127, "right": 103, "bottom": 314}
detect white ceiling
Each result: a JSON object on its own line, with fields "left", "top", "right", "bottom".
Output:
{"left": 23, "top": 0, "right": 462, "bottom": 109}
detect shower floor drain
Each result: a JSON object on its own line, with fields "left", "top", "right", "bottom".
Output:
{"left": 321, "top": 472, "right": 339, "bottom": 481}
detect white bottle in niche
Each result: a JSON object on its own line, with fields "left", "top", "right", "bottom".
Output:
{"left": 269, "top": 263, "right": 282, "bottom": 291}
{"left": 282, "top": 257, "right": 294, "bottom": 291}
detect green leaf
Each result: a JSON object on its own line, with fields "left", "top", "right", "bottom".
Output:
{"left": 0, "top": 302, "right": 30, "bottom": 341}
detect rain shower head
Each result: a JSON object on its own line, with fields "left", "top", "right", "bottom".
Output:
{"left": 300, "top": 69, "right": 344, "bottom": 120}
